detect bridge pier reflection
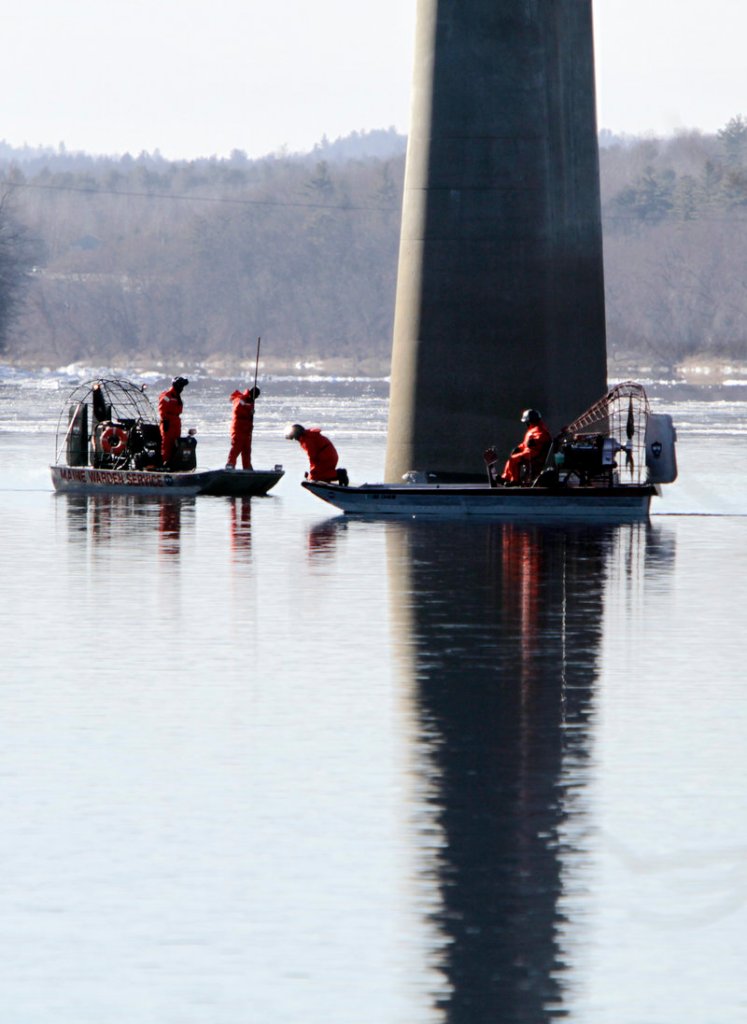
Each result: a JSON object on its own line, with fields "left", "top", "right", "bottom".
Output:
{"left": 385, "top": 521, "right": 668, "bottom": 1022}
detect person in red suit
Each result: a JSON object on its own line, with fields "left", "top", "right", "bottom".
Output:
{"left": 225, "top": 386, "right": 260, "bottom": 469}
{"left": 285, "top": 423, "right": 348, "bottom": 484}
{"left": 502, "top": 408, "right": 552, "bottom": 485}
{"left": 158, "top": 376, "right": 188, "bottom": 466}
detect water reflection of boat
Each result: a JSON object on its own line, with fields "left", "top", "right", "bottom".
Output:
{"left": 303, "top": 382, "right": 677, "bottom": 521}
{"left": 50, "top": 378, "right": 284, "bottom": 497}
{"left": 62, "top": 493, "right": 193, "bottom": 552}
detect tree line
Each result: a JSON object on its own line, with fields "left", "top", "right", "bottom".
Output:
{"left": 600, "top": 116, "right": 747, "bottom": 369}
{"left": 1, "top": 119, "right": 747, "bottom": 372}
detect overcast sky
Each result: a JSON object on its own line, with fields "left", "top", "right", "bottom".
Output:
{"left": 3, "top": 0, "right": 745, "bottom": 160}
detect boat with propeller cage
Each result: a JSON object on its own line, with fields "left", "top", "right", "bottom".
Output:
{"left": 301, "top": 382, "right": 677, "bottom": 521}
{"left": 50, "top": 377, "right": 284, "bottom": 497}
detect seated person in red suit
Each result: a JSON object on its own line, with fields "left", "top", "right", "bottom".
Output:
{"left": 502, "top": 408, "right": 552, "bottom": 485}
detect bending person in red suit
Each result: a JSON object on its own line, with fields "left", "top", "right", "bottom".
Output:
{"left": 226, "top": 386, "right": 259, "bottom": 469}
{"left": 285, "top": 423, "right": 348, "bottom": 485}
{"left": 502, "top": 408, "right": 552, "bottom": 485}
{"left": 158, "top": 376, "right": 188, "bottom": 466}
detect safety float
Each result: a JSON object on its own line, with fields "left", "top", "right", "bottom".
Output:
{"left": 301, "top": 382, "right": 677, "bottom": 521}
{"left": 50, "top": 378, "right": 284, "bottom": 497}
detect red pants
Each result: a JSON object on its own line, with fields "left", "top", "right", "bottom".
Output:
{"left": 502, "top": 452, "right": 533, "bottom": 484}
{"left": 161, "top": 421, "right": 180, "bottom": 463}
{"left": 227, "top": 431, "right": 253, "bottom": 469}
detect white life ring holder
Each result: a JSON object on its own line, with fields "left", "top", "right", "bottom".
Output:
{"left": 101, "top": 425, "right": 128, "bottom": 456}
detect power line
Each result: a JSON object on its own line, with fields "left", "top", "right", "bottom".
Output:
{"left": 6, "top": 176, "right": 743, "bottom": 223}
{"left": 0, "top": 177, "right": 394, "bottom": 213}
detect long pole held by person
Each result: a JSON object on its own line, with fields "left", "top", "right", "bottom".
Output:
{"left": 253, "top": 337, "right": 261, "bottom": 393}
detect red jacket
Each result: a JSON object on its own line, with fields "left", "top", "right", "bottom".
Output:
{"left": 230, "top": 389, "right": 255, "bottom": 439}
{"left": 517, "top": 421, "right": 551, "bottom": 461}
{"left": 158, "top": 386, "right": 183, "bottom": 428}
{"left": 299, "top": 428, "right": 338, "bottom": 481}
{"left": 502, "top": 420, "right": 552, "bottom": 483}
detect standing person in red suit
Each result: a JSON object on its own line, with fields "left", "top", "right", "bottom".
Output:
{"left": 502, "top": 408, "right": 552, "bottom": 485}
{"left": 225, "top": 386, "right": 260, "bottom": 470}
{"left": 285, "top": 424, "right": 348, "bottom": 485}
{"left": 158, "top": 376, "right": 188, "bottom": 467}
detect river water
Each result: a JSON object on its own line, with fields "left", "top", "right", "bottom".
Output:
{"left": 0, "top": 366, "right": 745, "bottom": 1024}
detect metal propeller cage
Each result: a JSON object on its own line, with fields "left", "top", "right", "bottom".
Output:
{"left": 54, "top": 378, "right": 157, "bottom": 466}
{"left": 560, "top": 381, "right": 651, "bottom": 485}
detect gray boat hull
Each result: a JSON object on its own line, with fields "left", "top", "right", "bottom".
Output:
{"left": 302, "top": 480, "right": 656, "bottom": 521}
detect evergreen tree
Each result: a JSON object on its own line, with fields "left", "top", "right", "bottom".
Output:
{"left": 0, "top": 188, "right": 37, "bottom": 354}
{"left": 718, "top": 115, "right": 747, "bottom": 166}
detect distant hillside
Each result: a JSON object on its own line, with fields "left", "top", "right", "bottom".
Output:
{"left": 2, "top": 120, "right": 747, "bottom": 372}
{"left": 0, "top": 128, "right": 407, "bottom": 173}
{"left": 309, "top": 128, "right": 407, "bottom": 163}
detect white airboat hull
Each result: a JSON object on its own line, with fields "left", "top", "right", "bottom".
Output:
{"left": 51, "top": 465, "right": 284, "bottom": 497}
{"left": 301, "top": 480, "right": 658, "bottom": 521}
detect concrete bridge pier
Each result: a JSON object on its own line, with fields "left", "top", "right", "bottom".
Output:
{"left": 385, "top": 0, "right": 608, "bottom": 481}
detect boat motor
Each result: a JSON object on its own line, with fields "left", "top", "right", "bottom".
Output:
{"left": 129, "top": 420, "right": 163, "bottom": 469}
{"left": 171, "top": 430, "right": 197, "bottom": 471}
{"left": 555, "top": 433, "right": 621, "bottom": 484}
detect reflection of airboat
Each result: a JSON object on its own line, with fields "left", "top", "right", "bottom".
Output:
{"left": 302, "top": 382, "right": 678, "bottom": 521}
{"left": 50, "top": 378, "right": 284, "bottom": 497}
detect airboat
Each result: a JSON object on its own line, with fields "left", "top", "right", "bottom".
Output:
{"left": 50, "top": 378, "right": 284, "bottom": 497}
{"left": 302, "top": 382, "right": 677, "bottom": 521}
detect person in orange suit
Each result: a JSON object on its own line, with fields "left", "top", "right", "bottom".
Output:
{"left": 158, "top": 376, "right": 188, "bottom": 466}
{"left": 225, "top": 386, "right": 260, "bottom": 469}
{"left": 285, "top": 423, "right": 348, "bottom": 484}
{"left": 502, "top": 408, "right": 552, "bottom": 485}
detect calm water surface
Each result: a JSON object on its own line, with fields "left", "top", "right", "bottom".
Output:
{"left": 0, "top": 369, "right": 745, "bottom": 1023}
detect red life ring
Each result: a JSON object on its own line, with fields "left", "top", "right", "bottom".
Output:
{"left": 101, "top": 425, "right": 128, "bottom": 455}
